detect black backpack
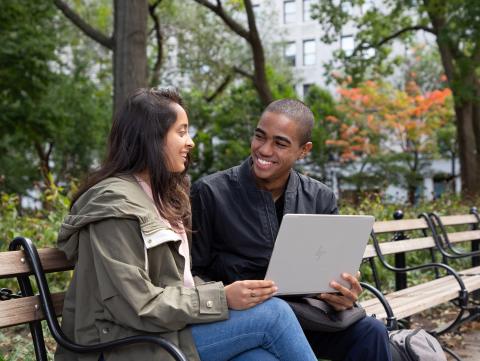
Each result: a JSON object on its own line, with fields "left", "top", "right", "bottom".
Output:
{"left": 389, "top": 329, "right": 447, "bottom": 361}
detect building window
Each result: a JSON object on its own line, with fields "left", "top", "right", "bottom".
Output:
{"left": 303, "top": 83, "right": 313, "bottom": 97}
{"left": 303, "top": 0, "right": 313, "bottom": 21}
{"left": 340, "top": 35, "right": 355, "bottom": 56}
{"left": 283, "top": 0, "right": 296, "bottom": 24}
{"left": 284, "top": 42, "right": 296, "bottom": 66}
{"left": 303, "top": 39, "right": 315, "bottom": 66}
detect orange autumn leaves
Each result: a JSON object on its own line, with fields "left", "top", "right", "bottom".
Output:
{"left": 325, "top": 80, "right": 453, "bottom": 163}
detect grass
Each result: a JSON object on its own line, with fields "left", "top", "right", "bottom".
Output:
{"left": 0, "top": 323, "right": 55, "bottom": 361}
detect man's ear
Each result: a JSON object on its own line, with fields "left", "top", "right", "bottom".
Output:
{"left": 298, "top": 142, "right": 313, "bottom": 159}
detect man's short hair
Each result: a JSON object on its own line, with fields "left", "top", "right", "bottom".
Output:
{"left": 263, "top": 99, "right": 314, "bottom": 145}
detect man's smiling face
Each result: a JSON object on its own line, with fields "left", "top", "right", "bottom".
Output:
{"left": 250, "top": 111, "right": 311, "bottom": 189}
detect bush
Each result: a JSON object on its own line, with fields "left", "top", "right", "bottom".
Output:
{"left": 0, "top": 183, "right": 71, "bottom": 292}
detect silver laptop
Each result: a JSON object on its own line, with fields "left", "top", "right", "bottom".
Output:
{"left": 265, "top": 214, "right": 374, "bottom": 295}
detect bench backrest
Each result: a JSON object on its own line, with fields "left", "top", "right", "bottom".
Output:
{"left": 0, "top": 248, "right": 73, "bottom": 329}
{"left": 363, "top": 213, "right": 480, "bottom": 260}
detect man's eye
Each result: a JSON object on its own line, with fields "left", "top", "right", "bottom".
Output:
{"left": 254, "top": 133, "right": 264, "bottom": 139}
{"left": 276, "top": 142, "right": 288, "bottom": 148}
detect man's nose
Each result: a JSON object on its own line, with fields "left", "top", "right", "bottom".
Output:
{"left": 258, "top": 140, "right": 274, "bottom": 156}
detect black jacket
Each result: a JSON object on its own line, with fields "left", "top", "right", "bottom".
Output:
{"left": 191, "top": 157, "right": 338, "bottom": 285}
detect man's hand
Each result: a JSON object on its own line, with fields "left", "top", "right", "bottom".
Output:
{"left": 318, "top": 272, "right": 362, "bottom": 311}
{"left": 224, "top": 280, "right": 278, "bottom": 310}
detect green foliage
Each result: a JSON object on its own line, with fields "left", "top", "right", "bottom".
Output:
{"left": 0, "top": 323, "right": 55, "bottom": 360}
{"left": 0, "top": 184, "right": 70, "bottom": 359}
{"left": 165, "top": 0, "right": 250, "bottom": 94}
{"left": 266, "top": 64, "right": 296, "bottom": 100}
{"left": 303, "top": 85, "right": 340, "bottom": 180}
{"left": 0, "top": 0, "right": 111, "bottom": 196}
{"left": 186, "top": 82, "right": 263, "bottom": 180}
{"left": 312, "top": 0, "right": 480, "bottom": 90}
{"left": 0, "top": 184, "right": 71, "bottom": 292}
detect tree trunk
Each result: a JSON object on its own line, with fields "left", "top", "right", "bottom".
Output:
{"left": 244, "top": 0, "right": 273, "bottom": 106}
{"left": 34, "top": 141, "right": 53, "bottom": 189}
{"left": 408, "top": 185, "right": 416, "bottom": 205}
{"left": 426, "top": 6, "right": 480, "bottom": 197}
{"left": 454, "top": 100, "right": 480, "bottom": 197}
{"left": 55, "top": 0, "right": 150, "bottom": 115}
{"left": 251, "top": 39, "right": 273, "bottom": 106}
{"left": 113, "top": 0, "right": 149, "bottom": 114}
{"left": 434, "top": 41, "right": 480, "bottom": 197}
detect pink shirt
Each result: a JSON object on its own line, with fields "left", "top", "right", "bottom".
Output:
{"left": 135, "top": 177, "right": 195, "bottom": 288}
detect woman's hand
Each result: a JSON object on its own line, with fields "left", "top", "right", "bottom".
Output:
{"left": 317, "top": 272, "right": 362, "bottom": 311}
{"left": 224, "top": 280, "right": 278, "bottom": 310}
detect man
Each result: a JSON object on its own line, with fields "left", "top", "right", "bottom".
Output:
{"left": 191, "top": 99, "right": 391, "bottom": 360}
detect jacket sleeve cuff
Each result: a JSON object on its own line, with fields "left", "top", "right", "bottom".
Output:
{"left": 196, "top": 281, "right": 228, "bottom": 316}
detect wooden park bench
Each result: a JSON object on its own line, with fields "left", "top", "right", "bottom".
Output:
{"left": 0, "top": 237, "right": 189, "bottom": 361}
{"left": 359, "top": 208, "right": 480, "bottom": 336}
{"left": 1, "top": 209, "right": 479, "bottom": 360}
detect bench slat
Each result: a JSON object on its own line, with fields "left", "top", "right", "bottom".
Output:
{"left": 0, "top": 248, "right": 73, "bottom": 279}
{"left": 362, "top": 280, "right": 455, "bottom": 319}
{"left": 373, "top": 219, "right": 429, "bottom": 234}
{"left": 363, "top": 237, "right": 436, "bottom": 258}
{"left": 0, "top": 292, "right": 65, "bottom": 328}
{"left": 445, "top": 230, "right": 480, "bottom": 243}
{"left": 439, "top": 214, "right": 478, "bottom": 226}
{"left": 362, "top": 230, "right": 480, "bottom": 259}
{"left": 361, "top": 266, "right": 480, "bottom": 320}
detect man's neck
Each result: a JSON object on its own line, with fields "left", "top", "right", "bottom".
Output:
{"left": 254, "top": 173, "right": 289, "bottom": 202}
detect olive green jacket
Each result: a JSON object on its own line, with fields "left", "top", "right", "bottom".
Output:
{"left": 55, "top": 176, "right": 228, "bottom": 361}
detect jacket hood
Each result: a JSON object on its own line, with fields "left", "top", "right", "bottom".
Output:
{"left": 58, "top": 176, "right": 170, "bottom": 260}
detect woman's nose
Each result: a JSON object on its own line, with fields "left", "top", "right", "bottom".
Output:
{"left": 187, "top": 134, "right": 195, "bottom": 148}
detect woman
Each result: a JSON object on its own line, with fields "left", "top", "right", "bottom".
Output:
{"left": 55, "top": 88, "right": 316, "bottom": 361}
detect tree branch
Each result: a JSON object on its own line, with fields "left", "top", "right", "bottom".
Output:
{"left": 193, "top": 0, "right": 250, "bottom": 40}
{"left": 34, "top": 141, "right": 54, "bottom": 187}
{"left": 54, "top": 0, "right": 114, "bottom": 50}
{"left": 205, "top": 73, "right": 234, "bottom": 102}
{"left": 350, "top": 25, "right": 436, "bottom": 58}
{"left": 233, "top": 66, "right": 254, "bottom": 81}
{"left": 148, "top": 0, "right": 164, "bottom": 86}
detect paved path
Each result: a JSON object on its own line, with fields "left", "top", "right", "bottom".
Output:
{"left": 441, "top": 319, "right": 480, "bottom": 361}
{"left": 448, "top": 327, "right": 480, "bottom": 361}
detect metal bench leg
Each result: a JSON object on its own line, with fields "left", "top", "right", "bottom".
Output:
{"left": 8, "top": 242, "right": 49, "bottom": 361}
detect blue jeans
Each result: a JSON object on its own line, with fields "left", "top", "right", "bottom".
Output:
{"left": 190, "top": 297, "right": 316, "bottom": 361}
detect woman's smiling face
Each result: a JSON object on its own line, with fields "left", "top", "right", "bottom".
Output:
{"left": 163, "top": 103, "right": 195, "bottom": 173}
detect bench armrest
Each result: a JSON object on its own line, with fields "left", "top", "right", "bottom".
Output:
{"left": 359, "top": 282, "right": 398, "bottom": 331}
{"left": 429, "top": 211, "right": 480, "bottom": 260}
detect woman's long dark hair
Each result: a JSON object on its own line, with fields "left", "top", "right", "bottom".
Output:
{"left": 72, "top": 87, "right": 191, "bottom": 230}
